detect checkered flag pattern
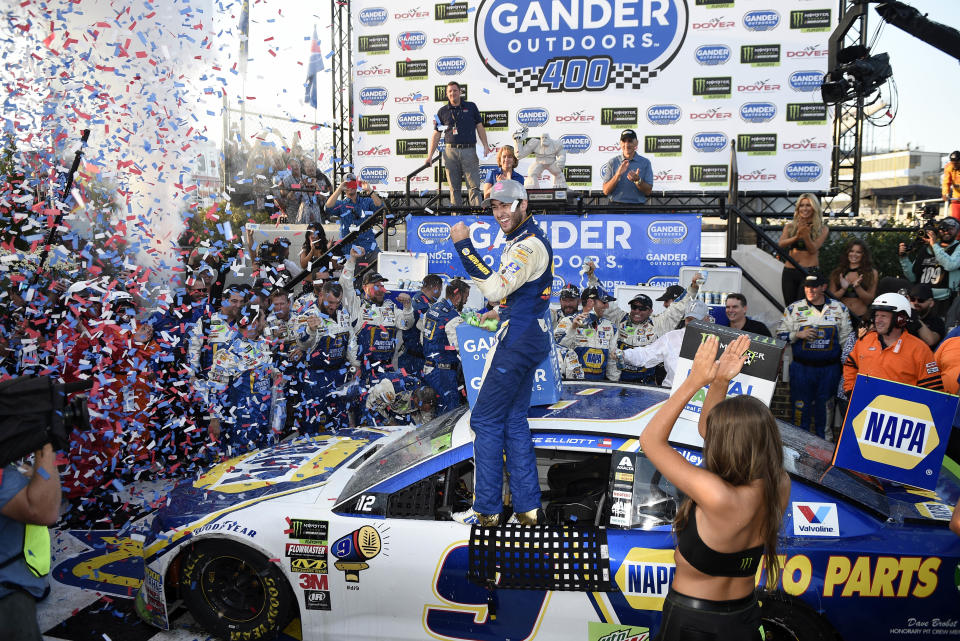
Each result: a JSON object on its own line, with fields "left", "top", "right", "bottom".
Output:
{"left": 499, "top": 65, "right": 658, "bottom": 92}
{"left": 500, "top": 68, "right": 543, "bottom": 92}
{"left": 467, "top": 523, "right": 614, "bottom": 592}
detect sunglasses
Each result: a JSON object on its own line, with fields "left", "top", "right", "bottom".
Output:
{"left": 909, "top": 297, "right": 928, "bottom": 303}
{"left": 630, "top": 304, "right": 651, "bottom": 311}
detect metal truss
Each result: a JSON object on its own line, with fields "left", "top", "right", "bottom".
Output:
{"left": 829, "top": 0, "right": 868, "bottom": 216}
{"left": 330, "top": 0, "right": 353, "bottom": 185}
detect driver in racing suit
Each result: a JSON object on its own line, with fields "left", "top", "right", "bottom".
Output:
{"left": 450, "top": 180, "right": 552, "bottom": 526}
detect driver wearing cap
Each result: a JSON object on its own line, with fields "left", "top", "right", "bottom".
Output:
{"left": 556, "top": 287, "right": 620, "bottom": 382}
{"left": 601, "top": 129, "right": 654, "bottom": 204}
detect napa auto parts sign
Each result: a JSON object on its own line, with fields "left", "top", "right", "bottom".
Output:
{"left": 406, "top": 213, "right": 701, "bottom": 295}
{"left": 352, "top": 1, "right": 833, "bottom": 192}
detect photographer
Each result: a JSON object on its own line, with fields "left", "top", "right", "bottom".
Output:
{"left": 325, "top": 173, "right": 383, "bottom": 258}
{"left": 298, "top": 224, "right": 332, "bottom": 292}
{"left": 898, "top": 217, "right": 960, "bottom": 316}
{"left": 0, "top": 443, "right": 61, "bottom": 640}
{"left": 256, "top": 237, "right": 302, "bottom": 288}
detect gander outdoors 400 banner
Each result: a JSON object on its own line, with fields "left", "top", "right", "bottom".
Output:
{"left": 352, "top": 1, "right": 833, "bottom": 192}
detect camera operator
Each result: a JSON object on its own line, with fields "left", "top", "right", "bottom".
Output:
{"left": 256, "top": 237, "right": 302, "bottom": 288}
{"left": 899, "top": 217, "right": 960, "bottom": 316}
{"left": 0, "top": 443, "right": 61, "bottom": 640}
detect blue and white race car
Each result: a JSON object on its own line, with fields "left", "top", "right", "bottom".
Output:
{"left": 135, "top": 383, "right": 960, "bottom": 640}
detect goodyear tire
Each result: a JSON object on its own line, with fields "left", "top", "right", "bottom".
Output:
{"left": 180, "top": 540, "right": 292, "bottom": 641}
{"left": 760, "top": 591, "right": 839, "bottom": 641}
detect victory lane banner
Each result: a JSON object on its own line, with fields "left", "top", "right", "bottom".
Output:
{"left": 456, "top": 322, "right": 563, "bottom": 408}
{"left": 670, "top": 320, "right": 785, "bottom": 422}
{"left": 407, "top": 213, "right": 701, "bottom": 295}
{"left": 834, "top": 375, "right": 956, "bottom": 491}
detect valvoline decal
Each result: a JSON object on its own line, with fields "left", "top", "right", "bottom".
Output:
{"left": 517, "top": 107, "right": 550, "bottom": 127}
{"left": 646, "top": 104, "right": 682, "bottom": 125}
{"left": 476, "top": 0, "right": 688, "bottom": 93}
{"left": 789, "top": 70, "right": 825, "bottom": 92}
{"left": 560, "top": 134, "right": 591, "bottom": 155}
{"left": 647, "top": 220, "right": 688, "bottom": 242}
{"left": 784, "top": 161, "right": 822, "bottom": 182}
{"left": 743, "top": 10, "right": 780, "bottom": 31}
{"left": 435, "top": 56, "right": 466, "bottom": 76}
{"left": 397, "top": 112, "right": 426, "bottom": 131}
{"left": 358, "top": 7, "right": 387, "bottom": 27}
{"left": 396, "top": 31, "right": 426, "bottom": 51}
{"left": 417, "top": 221, "right": 452, "bottom": 244}
{"left": 359, "top": 166, "right": 388, "bottom": 185}
{"left": 694, "top": 44, "right": 730, "bottom": 65}
{"left": 691, "top": 132, "right": 728, "bottom": 153}
{"left": 359, "top": 87, "right": 388, "bottom": 106}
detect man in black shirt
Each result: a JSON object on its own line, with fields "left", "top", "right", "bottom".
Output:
{"left": 426, "top": 81, "right": 492, "bottom": 207}
{"left": 907, "top": 283, "right": 945, "bottom": 348}
{"left": 725, "top": 293, "right": 772, "bottom": 337}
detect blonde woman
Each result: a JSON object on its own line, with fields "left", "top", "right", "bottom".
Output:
{"left": 778, "top": 193, "right": 829, "bottom": 306}
{"left": 482, "top": 145, "right": 525, "bottom": 199}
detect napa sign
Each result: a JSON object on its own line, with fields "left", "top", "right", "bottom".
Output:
{"left": 834, "top": 376, "right": 955, "bottom": 491}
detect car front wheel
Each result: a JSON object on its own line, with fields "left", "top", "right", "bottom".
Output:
{"left": 180, "top": 539, "right": 293, "bottom": 640}
{"left": 760, "top": 591, "right": 838, "bottom": 641}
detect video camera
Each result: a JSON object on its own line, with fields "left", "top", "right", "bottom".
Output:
{"left": 256, "top": 238, "right": 289, "bottom": 265}
{"left": 908, "top": 204, "right": 942, "bottom": 252}
{"left": 0, "top": 376, "right": 90, "bottom": 468}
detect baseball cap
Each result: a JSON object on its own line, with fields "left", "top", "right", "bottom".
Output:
{"left": 362, "top": 271, "right": 387, "bottom": 286}
{"left": 620, "top": 129, "right": 638, "bottom": 141}
{"left": 558, "top": 283, "right": 581, "bottom": 300}
{"left": 582, "top": 287, "right": 615, "bottom": 303}
{"left": 686, "top": 300, "right": 711, "bottom": 320}
{"left": 909, "top": 282, "right": 933, "bottom": 301}
{"left": 656, "top": 285, "right": 684, "bottom": 302}
{"left": 343, "top": 173, "right": 359, "bottom": 189}
{"left": 629, "top": 294, "right": 653, "bottom": 309}
{"left": 803, "top": 273, "right": 827, "bottom": 288}
{"left": 481, "top": 180, "right": 527, "bottom": 209}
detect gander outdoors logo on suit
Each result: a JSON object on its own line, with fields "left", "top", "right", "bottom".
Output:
{"left": 792, "top": 502, "right": 839, "bottom": 536}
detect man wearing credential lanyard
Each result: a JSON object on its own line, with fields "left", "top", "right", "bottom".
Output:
{"left": 449, "top": 180, "right": 553, "bottom": 526}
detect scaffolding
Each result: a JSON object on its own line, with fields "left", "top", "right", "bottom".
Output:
{"left": 330, "top": 0, "right": 353, "bottom": 185}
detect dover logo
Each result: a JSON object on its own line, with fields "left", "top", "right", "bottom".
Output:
{"left": 647, "top": 220, "right": 687, "bottom": 243}
{"left": 739, "top": 102, "right": 777, "bottom": 123}
{"left": 476, "top": 0, "right": 688, "bottom": 93}
{"left": 560, "top": 134, "right": 591, "bottom": 155}
{"left": 517, "top": 107, "right": 550, "bottom": 127}
{"left": 397, "top": 31, "right": 427, "bottom": 51}
{"left": 789, "top": 70, "right": 824, "bottom": 92}
{"left": 359, "top": 166, "right": 388, "bottom": 185}
{"left": 647, "top": 104, "right": 682, "bottom": 125}
{"left": 359, "top": 87, "right": 388, "bottom": 106}
{"left": 435, "top": 56, "right": 466, "bottom": 76}
{"left": 784, "top": 161, "right": 823, "bottom": 183}
{"left": 692, "top": 132, "right": 728, "bottom": 153}
{"left": 851, "top": 395, "right": 940, "bottom": 469}
{"left": 695, "top": 45, "right": 731, "bottom": 65}
{"left": 743, "top": 10, "right": 780, "bottom": 31}
{"left": 418, "top": 222, "right": 451, "bottom": 244}
{"left": 397, "top": 112, "right": 427, "bottom": 131}
{"left": 358, "top": 7, "right": 387, "bottom": 27}
{"left": 792, "top": 502, "right": 839, "bottom": 537}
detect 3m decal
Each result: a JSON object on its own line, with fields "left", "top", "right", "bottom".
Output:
{"left": 298, "top": 573, "right": 329, "bottom": 590}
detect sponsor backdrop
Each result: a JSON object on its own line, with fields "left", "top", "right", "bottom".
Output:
{"left": 352, "top": 2, "right": 833, "bottom": 193}
{"left": 834, "top": 375, "right": 955, "bottom": 491}
{"left": 406, "top": 213, "right": 701, "bottom": 292}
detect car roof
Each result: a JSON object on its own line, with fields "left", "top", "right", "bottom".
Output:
{"left": 449, "top": 382, "right": 702, "bottom": 450}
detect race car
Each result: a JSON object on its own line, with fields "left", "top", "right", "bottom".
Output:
{"left": 135, "top": 383, "right": 960, "bottom": 641}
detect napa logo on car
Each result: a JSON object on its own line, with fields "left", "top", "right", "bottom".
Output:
{"left": 396, "top": 31, "right": 426, "bottom": 51}
{"left": 435, "top": 56, "right": 466, "bottom": 76}
{"left": 517, "top": 107, "right": 550, "bottom": 127}
{"left": 615, "top": 547, "right": 676, "bottom": 611}
{"left": 784, "top": 161, "right": 822, "bottom": 182}
{"left": 743, "top": 10, "right": 780, "bottom": 31}
{"left": 359, "top": 87, "right": 388, "bottom": 106}
{"left": 417, "top": 221, "right": 451, "bottom": 244}
{"left": 646, "top": 104, "right": 682, "bottom": 125}
{"left": 694, "top": 44, "right": 731, "bottom": 65}
{"left": 739, "top": 102, "right": 777, "bottom": 123}
{"left": 789, "top": 70, "right": 825, "bottom": 92}
{"left": 358, "top": 7, "right": 387, "bottom": 26}
{"left": 692, "top": 132, "right": 728, "bottom": 153}
{"left": 475, "top": 0, "right": 689, "bottom": 93}
{"left": 792, "top": 502, "right": 840, "bottom": 537}
{"left": 850, "top": 395, "right": 939, "bottom": 469}
{"left": 359, "top": 166, "right": 389, "bottom": 185}
{"left": 560, "top": 134, "right": 591, "bottom": 155}
{"left": 397, "top": 111, "right": 427, "bottom": 131}
{"left": 647, "top": 220, "right": 688, "bottom": 243}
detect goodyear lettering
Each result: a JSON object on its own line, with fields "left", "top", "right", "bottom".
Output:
{"left": 192, "top": 520, "right": 257, "bottom": 538}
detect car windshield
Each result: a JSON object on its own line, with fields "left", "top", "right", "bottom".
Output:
{"left": 778, "top": 420, "right": 890, "bottom": 518}
{"left": 338, "top": 406, "right": 467, "bottom": 502}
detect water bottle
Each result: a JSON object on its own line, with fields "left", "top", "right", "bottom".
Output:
{"left": 270, "top": 386, "right": 286, "bottom": 434}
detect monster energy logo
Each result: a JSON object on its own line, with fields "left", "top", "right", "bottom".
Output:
{"left": 289, "top": 519, "right": 328, "bottom": 541}
{"left": 482, "top": 110, "right": 509, "bottom": 130}
{"left": 601, "top": 107, "right": 638, "bottom": 126}
{"left": 435, "top": 84, "right": 467, "bottom": 101}
{"left": 739, "top": 556, "right": 754, "bottom": 571}
{"left": 645, "top": 135, "right": 682, "bottom": 155}
{"left": 690, "top": 165, "right": 728, "bottom": 183}
{"left": 396, "top": 139, "right": 427, "bottom": 156}
{"left": 786, "top": 103, "right": 827, "bottom": 123}
{"left": 435, "top": 2, "right": 468, "bottom": 21}
{"left": 358, "top": 35, "right": 389, "bottom": 53}
{"left": 693, "top": 77, "right": 731, "bottom": 96}
{"left": 396, "top": 60, "right": 428, "bottom": 78}
{"left": 741, "top": 45, "right": 780, "bottom": 65}
{"left": 359, "top": 114, "right": 390, "bottom": 132}
{"left": 790, "top": 9, "right": 831, "bottom": 30}
{"left": 737, "top": 134, "right": 777, "bottom": 154}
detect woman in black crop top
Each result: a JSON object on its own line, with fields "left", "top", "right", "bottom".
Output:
{"left": 639, "top": 335, "right": 791, "bottom": 641}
